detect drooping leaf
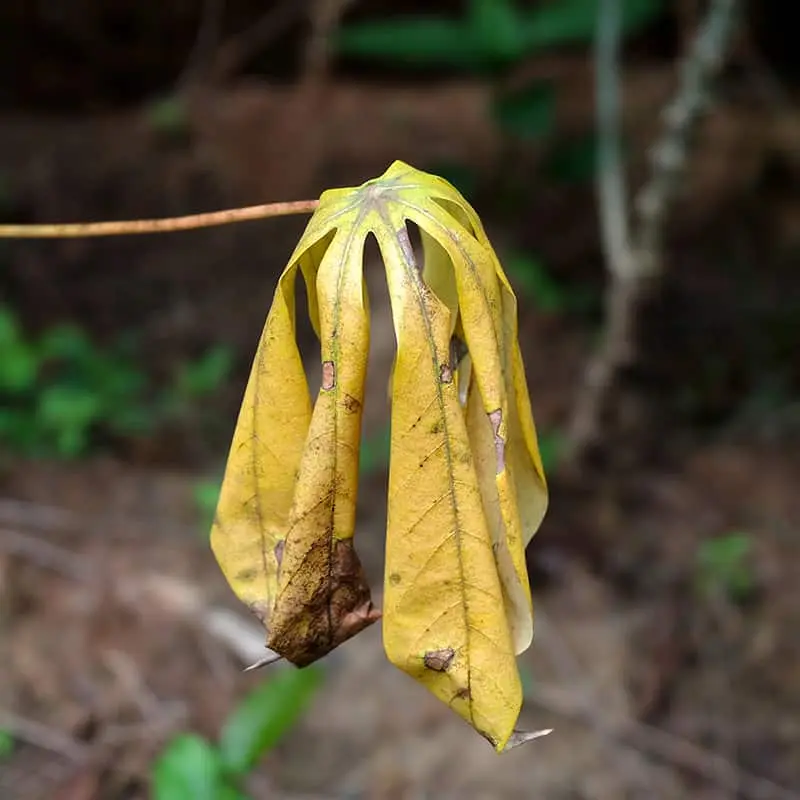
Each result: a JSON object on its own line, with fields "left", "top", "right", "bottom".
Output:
{"left": 377, "top": 210, "right": 522, "bottom": 750}
{"left": 210, "top": 193, "right": 380, "bottom": 668}
{"left": 218, "top": 666, "right": 323, "bottom": 776}
{"left": 210, "top": 161, "right": 549, "bottom": 751}
{"left": 266, "top": 219, "right": 380, "bottom": 666}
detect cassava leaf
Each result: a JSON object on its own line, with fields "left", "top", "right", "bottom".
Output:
{"left": 210, "top": 194, "right": 380, "bottom": 668}
{"left": 210, "top": 161, "right": 549, "bottom": 751}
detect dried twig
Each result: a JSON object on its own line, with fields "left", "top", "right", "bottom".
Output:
{"left": 0, "top": 198, "right": 318, "bottom": 239}
{"left": 567, "top": 0, "right": 740, "bottom": 460}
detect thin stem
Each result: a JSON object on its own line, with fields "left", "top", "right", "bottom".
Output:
{"left": 0, "top": 199, "right": 319, "bottom": 239}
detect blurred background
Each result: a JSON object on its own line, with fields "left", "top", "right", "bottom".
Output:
{"left": 1, "top": 1, "right": 799, "bottom": 798}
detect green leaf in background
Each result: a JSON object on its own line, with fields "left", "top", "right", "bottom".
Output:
{"left": 194, "top": 477, "right": 222, "bottom": 532}
{"left": 0, "top": 308, "right": 37, "bottom": 392}
{"left": 493, "top": 82, "right": 556, "bottom": 141}
{"left": 504, "top": 253, "right": 568, "bottom": 311}
{"left": 518, "top": 0, "right": 663, "bottom": 51}
{"left": 468, "top": 0, "right": 523, "bottom": 61}
{"left": 336, "top": 18, "right": 481, "bottom": 69}
{"left": 696, "top": 532, "right": 755, "bottom": 603}
{"left": 217, "top": 787, "right": 252, "bottom": 800}
{"left": 218, "top": 666, "right": 323, "bottom": 777}
{"left": 37, "top": 384, "right": 103, "bottom": 458}
{"left": 336, "top": 0, "right": 664, "bottom": 71}
{"left": 152, "top": 733, "right": 225, "bottom": 800}
{"left": 537, "top": 431, "right": 565, "bottom": 474}
{"left": 359, "top": 424, "right": 391, "bottom": 476}
{"left": 36, "top": 323, "right": 93, "bottom": 363}
{"left": 176, "top": 345, "right": 234, "bottom": 399}
{"left": 0, "top": 729, "right": 14, "bottom": 759}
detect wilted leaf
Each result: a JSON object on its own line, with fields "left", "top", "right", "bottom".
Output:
{"left": 210, "top": 161, "right": 549, "bottom": 751}
{"left": 211, "top": 194, "right": 380, "bottom": 668}
{"left": 218, "top": 666, "right": 322, "bottom": 776}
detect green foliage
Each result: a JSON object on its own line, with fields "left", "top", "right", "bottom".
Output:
{"left": 194, "top": 477, "right": 222, "bottom": 532}
{"left": 152, "top": 667, "right": 322, "bottom": 800}
{"left": 537, "top": 430, "right": 565, "bottom": 474}
{"left": 504, "top": 253, "right": 598, "bottom": 315}
{"left": 218, "top": 667, "right": 322, "bottom": 775}
{"left": 174, "top": 346, "right": 234, "bottom": 399}
{"left": 695, "top": 532, "right": 755, "bottom": 603}
{"left": 338, "top": 0, "right": 662, "bottom": 145}
{"left": 359, "top": 423, "right": 392, "bottom": 476}
{"left": 145, "top": 95, "right": 191, "bottom": 141}
{"left": 153, "top": 734, "right": 227, "bottom": 800}
{"left": 0, "top": 729, "right": 14, "bottom": 759}
{"left": 0, "top": 305, "right": 232, "bottom": 458}
{"left": 337, "top": 0, "right": 663, "bottom": 70}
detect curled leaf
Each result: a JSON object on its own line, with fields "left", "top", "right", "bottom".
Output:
{"left": 210, "top": 161, "right": 549, "bottom": 751}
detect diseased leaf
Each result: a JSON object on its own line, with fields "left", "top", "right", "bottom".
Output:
{"left": 210, "top": 161, "right": 549, "bottom": 751}
{"left": 267, "top": 222, "right": 380, "bottom": 666}
{"left": 378, "top": 211, "right": 522, "bottom": 750}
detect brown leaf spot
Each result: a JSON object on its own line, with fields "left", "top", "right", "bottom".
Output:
{"left": 236, "top": 567, "right": 257, "bottom": 582}
{"left": 322, "top": 360, "right": 336, "bottom": 390}
{"left": 454, "top": 686, "right": 471, "bottom": 701}
{"left": 439, "top": 363, "right": 453, "bottom": 383}
{"left": 488, "top": 408, "right": 505, "bottom": 473}
{"left": 389, "top": 572, "right": 402, "bottom": 586}
{"left": 342, "top": 393, "right": 362, "bottom": 414}
{"left": 266, "top": 537, "right": 381, "bottom": 667}
{"left": 424, "top": 647, "right": 455, "bottom": 672}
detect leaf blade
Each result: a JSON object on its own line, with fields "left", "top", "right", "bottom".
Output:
{"left": 218, "top": 667, "right": 323, "bottom": 776}
{"left": 378, "top": 210, "right": 521, "bottom": 751}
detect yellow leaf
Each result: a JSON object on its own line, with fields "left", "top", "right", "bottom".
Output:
{"left": 375, "top": 206, "right": 520, "bottom": 750}
{"left": 268, "top": 223, "right": 380, "bottom": 666}
{"left": 210, "top": 195, "right": 380, "bottom": 667}
{"left": 210, "top": 160, "right": 549, "bottom": 749}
